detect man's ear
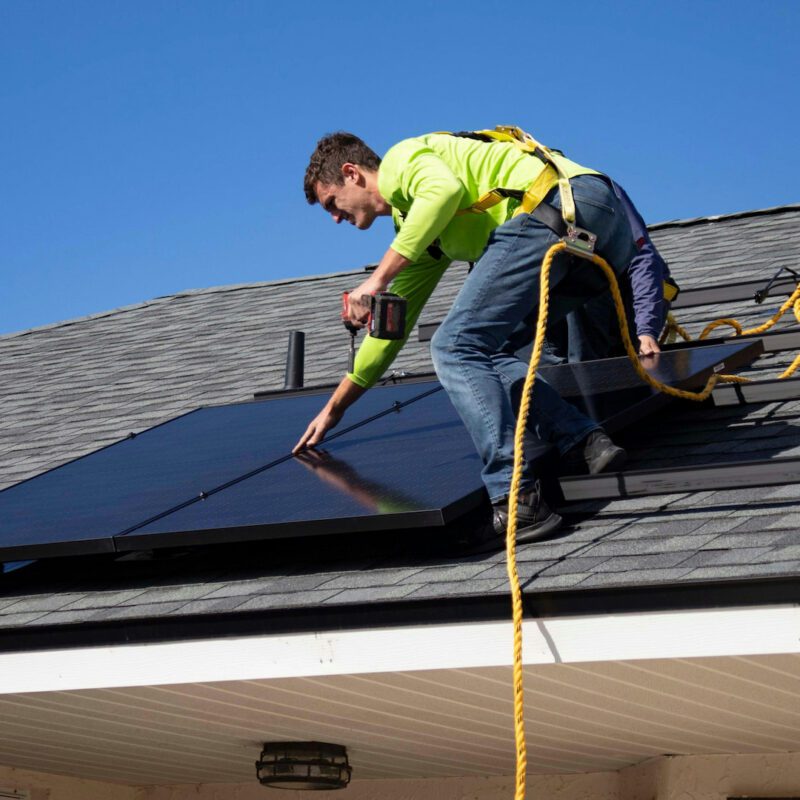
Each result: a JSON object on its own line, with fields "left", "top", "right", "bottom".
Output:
{"left": 341, "top": 163, "right": 363, "bottom": 184}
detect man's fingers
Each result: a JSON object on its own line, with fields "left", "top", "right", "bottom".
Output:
{"left": 306, "top": 427, "right": 324, "bottom": 447}
{"left": 293, "top": 424, "right": 317, "bottom": 454}
{"left": 638, "top": 335, "right": 661, "bottom": 357}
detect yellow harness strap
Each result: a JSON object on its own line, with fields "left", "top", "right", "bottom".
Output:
{"left": 443, "top": 126, "right": 578, "bottom": 225}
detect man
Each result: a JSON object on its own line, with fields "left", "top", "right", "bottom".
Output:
{"left": 294, "top": 130, "right": 656, "bottom": 550}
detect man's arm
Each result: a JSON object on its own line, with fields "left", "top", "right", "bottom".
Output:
{"left": 612, "top": 181, "right": 666, "bottom": 356}
{"left": 293, "top": 250, "right": 451, "bottom": 452}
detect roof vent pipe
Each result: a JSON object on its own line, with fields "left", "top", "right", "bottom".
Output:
{"left": 284, "top": 331, "right": 305, "bottom": 389}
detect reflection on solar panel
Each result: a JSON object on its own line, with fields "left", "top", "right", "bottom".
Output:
{"left": 120, "top": 385, "right": 490, "bottom": 550}
{"left": 0, "top": 340, "right": 763, "bottom": 561}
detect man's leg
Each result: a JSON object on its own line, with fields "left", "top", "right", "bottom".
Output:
{"left": 493, "top": 319, "right": 625, "bottom": 476}
{"left": 432, "top": 177, "right": 635, "bottom": 510}
{"left": 430, "top": 209, "right": 597, "bottom": 504}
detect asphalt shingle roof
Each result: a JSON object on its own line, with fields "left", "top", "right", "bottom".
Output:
{"left": 1, "top": 204, "right": 799, "bottom": 639}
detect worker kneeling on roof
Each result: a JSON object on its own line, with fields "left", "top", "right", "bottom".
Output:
{"left": 294, "top": 128, "right": 661, "bottom": 551}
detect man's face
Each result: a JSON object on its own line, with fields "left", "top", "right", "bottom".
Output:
{"left": 315, "top": 166, "right": 379, "bottom": 230}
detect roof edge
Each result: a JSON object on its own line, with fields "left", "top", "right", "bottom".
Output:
{"left": 650, "top": 202, "right": 800, "bottom": 231}
{"left": 0, "top": 602, "right": 797, "bottom": 694}
{"left": 0, "top": 575, "right": 798, "bottom": 656}
{"left": 0, "top": 265, "right": 378, "bottom": 343}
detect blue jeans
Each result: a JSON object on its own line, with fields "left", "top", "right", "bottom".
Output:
{"left": 431, "top": 175, "right": 638, "bottom": 502}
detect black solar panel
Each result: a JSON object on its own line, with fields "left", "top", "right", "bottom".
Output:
{"left": 539, "top": 340, "right": 764, "bottom": 432}
{"left": 119, "top": 385, "right": 489, "bottom": 550}
{"left": 0, "top": 340, "right": 764, "bottom": 561}
{"left": 0, "top": 382, "right": 448, "bottom": 560}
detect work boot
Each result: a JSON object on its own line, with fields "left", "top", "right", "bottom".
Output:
{"left": 561, "top": 429, "right": 627, "bottom": 475}
{"left": 461, "top": 481, "right": 563, "bottom": 555}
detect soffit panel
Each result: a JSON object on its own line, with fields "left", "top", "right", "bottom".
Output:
{"left": 0, "top": 654, "right": 798, "bottom": 785}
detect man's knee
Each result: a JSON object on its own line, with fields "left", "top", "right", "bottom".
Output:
{"left": 430, "top": 323, "right": 451, "bottom": 374}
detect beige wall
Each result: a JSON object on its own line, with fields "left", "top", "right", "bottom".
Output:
{"left": 0, "top": 764, "right": 137, "bottom": 800}
{"left": 4, "top": 752, "right": 800, "bottom": 800}
{"left": 621, "top": 753, "right": 800, "bottom": 800}
{"left": 138, "top": 753, "right": 800, "bottom": 800}
{"left": 136, "top": 772, "right": 619, "bottom": 800}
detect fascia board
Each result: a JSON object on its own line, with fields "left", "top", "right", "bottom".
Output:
{"left": 0, "top": 604, "right": 797, "bottom": 695}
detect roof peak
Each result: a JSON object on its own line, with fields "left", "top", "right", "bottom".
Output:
{"left": 650, "top": 202, "right": 800, "bottom": 231}
{"left": 0, "top": 265, "right": 375, "bottom": 342}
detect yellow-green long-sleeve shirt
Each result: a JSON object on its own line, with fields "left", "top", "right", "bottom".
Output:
{"left": 348, "top": 133, "right": 595, "bottom": 389}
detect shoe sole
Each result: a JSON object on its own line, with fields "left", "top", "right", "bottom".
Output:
{"left": 588, "top": 446, "right": 627, "bottom": 475}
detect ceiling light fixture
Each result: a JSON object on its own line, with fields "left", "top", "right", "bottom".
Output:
{"left": 256, "top": 741, "right": 352, "bottom": 790}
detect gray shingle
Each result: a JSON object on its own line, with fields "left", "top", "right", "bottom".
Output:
{"left": 89, "top": 602, "right": 189, "bottom": 621}
{"left": 233, "top": 589, "right": 342, "bottom": 611}
{"left": 318, "top": 568, "right": 426, "bottom": 590}
{"left": 394, "top": 563, "right": 493, "bottom": 584}
{"left": 683, "top": 561, "right": 800, "bottom": 581}
{"left": 322, "top": 584, "right": 421, "bottom": 605}
{"left": 119, "top": 583, "right": 221, "bottom": 605}
{"left": 202, "top": 574, "right": 337, "bottom": 600}
{"left": 580, "top": 534, "right": 719, "bottom": 557}
{"left": 405, "top": 578, "right": 509, "bottom": 599}
{"left": 0, "top": 611, "right": 49, "bottom": 628}
{"left": 589, "top": 552, "right": 697, "bottom": 573}
{"left": 0, "top": 593, "right": 87, "bottom": 614}
{"left": 60, "top": 590, "right": 149, "bottom": 611}
{"left": 1, "top": 206, "right": 800, "bottom": 628}
{"left": 575, "top": 567, "right": 697, "bottom": 588}
{"left": 678, "top": 547, "right": 776, "bottom": 568}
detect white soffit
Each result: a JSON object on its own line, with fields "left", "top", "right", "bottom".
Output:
{"left": 0, "top": 654, "right": 799, "bottom": 784}
{"left": 0, "top": 604, "right": 798, "bottom": 695}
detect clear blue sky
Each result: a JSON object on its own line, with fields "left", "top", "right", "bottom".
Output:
{"left": 2, "top": 0, "right": 798, "bottom": 335}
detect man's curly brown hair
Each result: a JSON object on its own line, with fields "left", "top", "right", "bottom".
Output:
{"left": 303, "top": 132, "right": 381, "bottom": 204}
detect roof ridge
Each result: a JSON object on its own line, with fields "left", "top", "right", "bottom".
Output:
{"left": 0, "top": 265, "right": 375, "bottom": 342}
{"left": 649, "top": 202, "right": 800, "bottom": 231}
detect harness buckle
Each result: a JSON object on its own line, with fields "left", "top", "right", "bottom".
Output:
{"left": 562, "top": 225, "right": 597, "bottom": 257}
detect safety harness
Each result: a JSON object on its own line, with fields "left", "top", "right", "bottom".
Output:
{"left": 443, "top": 125, "right": 599, "bottom": 256}
{"left": 441, "top": 125, "right": 680, "bottom": 303}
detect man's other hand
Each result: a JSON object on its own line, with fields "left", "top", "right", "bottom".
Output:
{"left": 293, "top": 405, "right": 344, "bottom": 453}
{"left": 638, "top": 334, "right": 661, "bottom": 357}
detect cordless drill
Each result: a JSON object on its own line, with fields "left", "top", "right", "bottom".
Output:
{"left": 341, "top": 292, "right": 407, "bottom": 372}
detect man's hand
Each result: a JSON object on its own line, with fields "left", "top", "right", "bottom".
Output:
{"left": 345, "top": 276, "right": 386, "bottom": 328}
{"left": 292, "top": 376, "right": 367, "bottom": 454}
{"left": 638, "top": 334, "right": 661, "bottom": 357}
{"left": 344, "top": 247, "right": 411, "bottom": 327}
{"left": 293, "top": 405, "right": 344, "bottom": 453}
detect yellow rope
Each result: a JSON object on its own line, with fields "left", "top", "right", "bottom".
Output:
{"left": 505, "top": 242, "right": 765, "bottom": 800}
{"left": 659, "top": 312, "right": 692, "bottom": 346}
{"left": 663, "top": 283, "right": 800, "bottom": 379}
{"left": 699, "top": 283, "right": 800, "bottom": 341}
